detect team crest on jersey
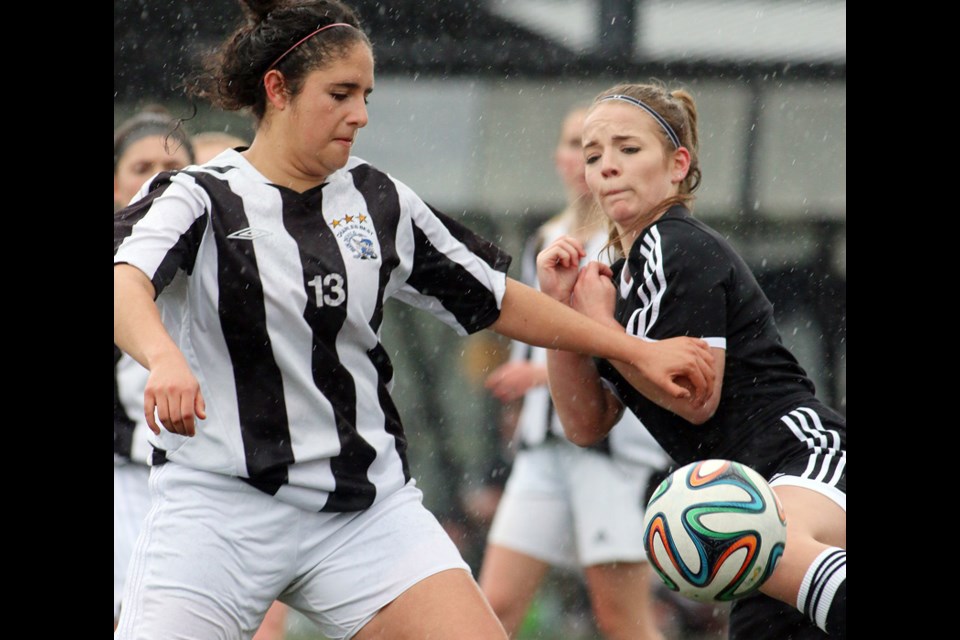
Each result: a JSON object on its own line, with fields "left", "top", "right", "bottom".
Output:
{"left": 331, "top": 212, "right": 378, "bottom": 260}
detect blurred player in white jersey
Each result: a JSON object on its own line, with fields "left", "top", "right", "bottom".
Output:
{"left": 113, "top": 106, "right": 195, "bottom": 630}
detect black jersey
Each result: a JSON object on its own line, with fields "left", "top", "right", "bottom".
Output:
{"left": 114, "top": 152, "right": 511, "bottom": 512}
{"left": 596, "top": 205, "right": 819, "bottom": 471}
{"left": 510, "top": 211, "right": 669, "bottom": 469}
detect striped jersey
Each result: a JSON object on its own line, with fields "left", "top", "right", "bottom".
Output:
{"left": 595, "top": 205, "right": 836, "bottom": 473}
{"left": 114, "top": 345, "right": 153, "bottom": 466}
{"left": 510, "top": 210, "right": 670, "bottom": 470}
{"left": 114, "top": 150, "right": 511, "bottom": 512}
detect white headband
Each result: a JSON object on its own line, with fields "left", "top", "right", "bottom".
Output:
{"left": 598, "top": 94, "right": 681, "bottom": 149}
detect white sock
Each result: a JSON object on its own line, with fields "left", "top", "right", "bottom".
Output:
{"left": 796, "top": 547, "right": 846, "bottom": 637}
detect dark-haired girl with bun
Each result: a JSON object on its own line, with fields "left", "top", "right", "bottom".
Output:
{"left": 113, "top": 3, "right": 715, "bottom": 638}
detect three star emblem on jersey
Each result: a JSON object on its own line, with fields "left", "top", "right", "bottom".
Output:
{"left": 227, "top": 227, "right": 272, "bottom": 240}
{"left": 332, "top": 212, "right": 378, "bottom": 260}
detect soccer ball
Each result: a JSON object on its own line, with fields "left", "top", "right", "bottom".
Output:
{"left": 642, "top": 459, "right": 787, "bottom": 603}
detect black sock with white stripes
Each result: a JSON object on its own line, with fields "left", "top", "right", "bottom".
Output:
{"left": 796, "top": 547, "right": 846, "bottom": 637}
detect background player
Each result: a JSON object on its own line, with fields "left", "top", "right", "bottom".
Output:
{"left": 114, "top": 105, "right": 195, "bottom": 629}
{"left": 192, "top": 130, "right": 250, "bottom": 164}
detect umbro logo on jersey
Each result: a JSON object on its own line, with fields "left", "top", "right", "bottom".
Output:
{"left": 227, "top": 227, "right": 272, "bottom": 240}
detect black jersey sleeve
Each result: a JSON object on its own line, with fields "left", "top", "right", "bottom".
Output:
{"left": 621, "top": 218, "right": 730, "bottom": 346}
{"left": 426, "top": 203, "right": 512, "bottom": 276}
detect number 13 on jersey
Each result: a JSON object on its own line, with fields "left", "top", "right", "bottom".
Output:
{"left": 308, "top": 273, "right": 346, "bottom": 307}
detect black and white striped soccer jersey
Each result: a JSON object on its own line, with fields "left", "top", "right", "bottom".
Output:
{"left": 510, "top": 212, "right": 670, "bottom": 470}
{"left": 114, "top": 345, "right": 154, "bottom": 466}
{"left": 595, "top": 205, "right": 845, "bottom": 479}
{"left": 114, "top": 151, "right": 511, "bottom": 512}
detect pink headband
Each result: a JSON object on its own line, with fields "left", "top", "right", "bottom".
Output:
{"left": 266, "top": 22, "right": 354, "bottom": 72}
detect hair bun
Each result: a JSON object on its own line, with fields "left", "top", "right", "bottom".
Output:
{"left": 240, "top": 0, "right": 285, "bottom": 22}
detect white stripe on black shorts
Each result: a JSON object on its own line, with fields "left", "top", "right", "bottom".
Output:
{"left": 765, "top": 402, "right": 846, "bottom": 511}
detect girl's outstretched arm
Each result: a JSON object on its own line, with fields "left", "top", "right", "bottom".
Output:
{"left": 489, "top": 277, "right": 715, "bottom": 406}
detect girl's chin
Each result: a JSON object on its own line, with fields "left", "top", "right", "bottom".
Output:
{"left": 605, "top": 205, "right": 641, "bottom": 224}
{"left": 321, "top": 149, "right": 351, "bottom": 170}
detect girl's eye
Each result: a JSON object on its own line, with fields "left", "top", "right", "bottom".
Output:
{"left": 331, "top": 93, "right": 347, "bottom": 101}
{"left": 622, "top": 146, "right": 640, "bottom": 154}
{"left": 585, "top": 155, "right": 599, "bottom": 165}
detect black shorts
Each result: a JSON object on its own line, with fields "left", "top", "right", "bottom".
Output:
{"left": 740, "top": 401, "right": 846, "bottom": 504}
{"left": 730, "top": 592, "right": 828, "bottom": 640}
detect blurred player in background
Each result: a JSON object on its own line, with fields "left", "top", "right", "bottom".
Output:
{"left": 114, "top": 106, "right": 195, "bottom": 630}
{"left": 192, "top": 130, "right": 250, "bottom": 164}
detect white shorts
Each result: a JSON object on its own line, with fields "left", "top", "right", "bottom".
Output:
{"left": 115, "top": 461, "right": 152, "bottom": 620}
{"left": 116, "top": 463, "right": 470, "bottom": 640}
{"left": 487, "top": 441, "right": 657, "bottom": 569}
